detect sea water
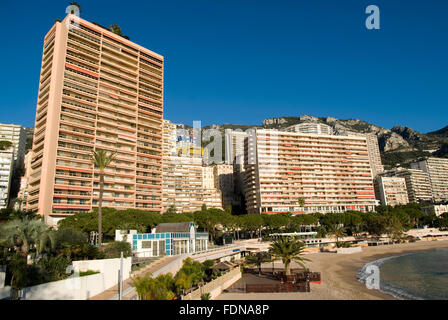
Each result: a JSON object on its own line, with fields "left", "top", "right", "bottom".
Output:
{"left": 358, "top": 247, "right": 448, "bottom": 300}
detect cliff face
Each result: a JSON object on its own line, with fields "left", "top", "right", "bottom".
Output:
{"left": 259, "top": 116, "right": 411, "bottom": 152}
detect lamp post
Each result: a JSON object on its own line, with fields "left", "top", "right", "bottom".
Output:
{"left": 119, "top": 251, "right": 123, "bottom": 300}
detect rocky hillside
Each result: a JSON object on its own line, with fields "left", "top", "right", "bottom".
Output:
{"left": 202, "top": 115, "right": 448, "bottom": 169}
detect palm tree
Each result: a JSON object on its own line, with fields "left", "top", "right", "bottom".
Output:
{"left": 0, "top": 218, "right": 49, "bottom": 257}
{"left": 244, "top": 252, "right": 272, "bottom": 275}
{"left": 91, "top": 150, "right": 116, "bottom": 248}
{"left": 327, "top": 224, "right": 346, "bottom": 244}
{"left": 268, "top": 236, "right": 310, "bottom": 276}
{"left": 298, "top": 197, "right": 305, "bottom": 208}
{"left": 132, "top": 273, "right": 176, "bottom": 300}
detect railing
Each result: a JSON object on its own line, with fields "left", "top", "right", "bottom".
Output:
{"left": 183, "top": 268, "right": 241, "bottom": 300}
{"left": 246, "top": 282, "right": 310, "bottom": 293}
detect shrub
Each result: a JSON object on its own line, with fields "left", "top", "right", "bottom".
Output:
{"left": 103, "top": 241, "right": 132, "bottom": 259}
{"left": 79, "top": 270, "right": 100, "bottom": 277}
{"left": 37, "top": 256, "right": 70, "bottom": 281}
{"left": 201, "top": 293, "right": 211, "bottom": 300}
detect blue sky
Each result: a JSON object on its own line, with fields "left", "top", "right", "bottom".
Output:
{"left": 0, "top": 0, "right": 447, "bottom": 133}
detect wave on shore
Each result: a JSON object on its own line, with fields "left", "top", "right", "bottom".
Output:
{"left": 357, "top": 253, "right": 423, "bottom": 300}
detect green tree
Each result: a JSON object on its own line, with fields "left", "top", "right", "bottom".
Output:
{"left": 239, "top": 214, "right": 264, "bottom": 239}
{"left": 91, "top": 150, "right": 116, "bottom": 248}
{"left": 165, "top": 204, "right": 177, "bottom": 214}
{"left": 174, "top": 257, "right": 205, "bottom": 289}
{"left": 269, "top": 237, "right": 310, "bottom": 276}
{"left": 103, "top": 241, "right": 132, "bottom": 258}
{"left": 0, "top": 218, "right": 50, "bottom": 257}
{"left": 244, "top": 252, "right": 272, "bottom": 275}
{"left": 132, "top": 273, "right": 176, "bottom": 300}
{"left": 109, "top": 24, "right": 123, "bottom": 36}
{"left": 298, "top": 197, "right": 305, "bottom": 208}
{"left": 327, "top": 223, "right": 346, "bottom": 244}
{"left": 384, "top": 216, "right": 405, "bottom": 243}
{"left": 0, "top": 140, "right": 12, "bottom": 150}
{"left": 201, "top": 293, "right": 211, "bottom": 300}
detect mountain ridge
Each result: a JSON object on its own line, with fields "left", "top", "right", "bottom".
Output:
{"left": 202, "top": 115, "right": 448, "bottom": 169}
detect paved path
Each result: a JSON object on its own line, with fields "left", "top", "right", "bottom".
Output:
{"left": 89, "top": 242, "right": 254, "bottom": 300}
{"left": 89, "top": 256, "right": 178, "bottom": 300}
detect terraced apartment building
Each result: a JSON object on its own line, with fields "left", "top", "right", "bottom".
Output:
{"left": 411, "top": 157, "right": 448, "bottom": 202}
{"left": 374, "top": 176, "right": 409, "bottom": 206}
{"left": 26, "top": 14, "right": 164, "bottom": 225}
{"left": 381, "top": 167, "right": 433, "bottom": 203}
{"left": 244, "top": 129, "right": 377, "bottom": 214}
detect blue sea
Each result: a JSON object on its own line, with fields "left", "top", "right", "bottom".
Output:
{"left": 358, "top": 247, "right": 448, "bottom": 300}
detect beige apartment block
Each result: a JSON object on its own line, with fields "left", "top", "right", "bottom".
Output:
{"left": 0, "top": 123, "right": 27, "bottom": 166}
{"left": 26, "top": 14, "right": 164, "bottom": 225}
{"left": 364, "top": 133, "right": 384, "bottom": 178}
{"left": 244, "top": 129, "right": 377, "bottom": 214}
{"left": 202, "top": 189, "right": 223, "bottom": 210}
{"left": 225, "top": 129, "right": 249, "bottom": 164}
{"left": 162, "top": 156, "right": 222, "bottom": 212}
{"left": 374, "top": 176, "right": 409, "bottom": 206}
{"left": 411, "top": 157, "right": 448, "bottom": 202}
{"left": 0, "top": 147, "right": 14, "bottom": 209}
{"left": 213, "top": 164, "right": 234, "bottom": 208}
{"left": 202, "top": 166, "right": 215, "bottom": 190}
{"left": 162, "top": 120, "right": 177, "bottom": 156}
{"left": 383, "top": 168, "right": 433, "bottom": 203}
{"left": 284, "top": 123, "right": 333, "bottom": 135}
{"left": 16, "top": 151, "right": 33, "bottom": 209}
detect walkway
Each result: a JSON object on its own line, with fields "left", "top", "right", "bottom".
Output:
{"left": 89, "top": 255, "right": 178, "bottom": 300}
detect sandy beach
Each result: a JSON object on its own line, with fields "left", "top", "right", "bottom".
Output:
{"left": 217, "top": 240, "right": 448, "bottom": 300}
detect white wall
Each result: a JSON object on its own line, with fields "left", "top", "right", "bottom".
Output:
{"left": 0, "top": 271, "right": 5, "bottom": 288}
{"left": 336, "top": 247, "right": 362, "bottom": 254}
{"left": 21, "top": 257, "right": 131, "bottom": 300}
{"left": 73, "top": 257, "right": 132, "bottom": 290}
{"left": 0, "top": 286, "right": 10, "bottom": 299}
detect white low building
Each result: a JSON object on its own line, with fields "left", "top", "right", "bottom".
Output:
{"left": 116, "top": 222, "right": 209, "bottom": 258}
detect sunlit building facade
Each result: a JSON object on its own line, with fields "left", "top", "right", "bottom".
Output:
{"left": 26, "top": 14, "right": 164, "bottom": 225}
{"left": 411, "top": 157, "right": 448, "bottom": 202}
{"left": 244, "top": 129, "right": 377, "bottom": 214}
{"left": 374, "top": 176, "right": 409, "bottom": 206}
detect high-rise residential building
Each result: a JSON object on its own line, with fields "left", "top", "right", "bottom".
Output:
{"left": 225, "top": 129, "right": 249, "bottom": 164}
{"left": 374, "top": 176, "right": 409, "bottom": 206}
{"left": 162, "top": 120, "right": 177, "bottom": 156}
{"left": 163, "top": 156, "right": 204, "bottom": 212}
{"left": 213, "top": 164, "right": 234, "bottom": 208}
{"left": 162, "top": 156, "right": 222, "bottom": 212}
{"left": 0, "top": 123, "right": 27, "bottom": 166}
{"left": 410, "top": 158, "right": 448, "bottom": 202}
{"left": 0, "top": 147, "right": 14, "bottom": 209}
{"left": 16, "top": 151, "right": 33, "bottom": 209}
{"left": 202, "top": 166, "right": 215, "bottom": 190}
{"left": 382, "top": 168, "right": 432, "bottom": 203}
{"left": 284, "top": 123, "right": 333, "bottom": 135}
{"left": 202, "top": 189, "right": 223, "bottom": 210}
{"left": 244, "top": 129, "right": 377, "bottom": 214}
{"left": 26, "top": 14, "right": 164, "bottom": 225}
{"left": 341, "top": 132, "right": 384, "bottom": 178}
{"left": 364, "top": 133, "right": 384, "bottom": 178}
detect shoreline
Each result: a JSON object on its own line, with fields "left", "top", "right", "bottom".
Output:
{"left": 217, "top": 240, "right": 448, "bottom": 300}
